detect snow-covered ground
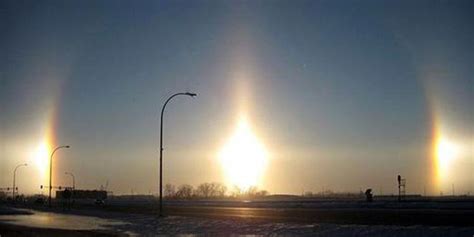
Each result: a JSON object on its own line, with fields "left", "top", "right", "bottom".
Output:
{"left": 125, "top": 215, "right": 474, "bottom": 237}
{"left": 3, "top": 208, "right": 473, "bottom": 236}
{"left": 2, "top": 203, "right": 474, "bottom": 236}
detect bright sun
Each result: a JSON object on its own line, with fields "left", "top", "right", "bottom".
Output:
{"left": 33, "top": 143, "right": 50, "bottom": 178}
{"left": 436, "top": 138, "right": 459, "bottom": 182}
{"left": 219, "top": 117, "right": 268, "bottom": 191}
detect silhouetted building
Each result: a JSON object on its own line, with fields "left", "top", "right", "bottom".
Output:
{"left": 56, "top": 190, "right": 107, "bottom": 200}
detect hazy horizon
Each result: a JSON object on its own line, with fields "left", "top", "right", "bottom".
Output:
{"left": 1, "top": 0, "right": 473, "bottom": 196}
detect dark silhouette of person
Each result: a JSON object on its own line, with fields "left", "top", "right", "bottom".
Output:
{"left": 365, "top": 188, "right": 373, "bottom": 202}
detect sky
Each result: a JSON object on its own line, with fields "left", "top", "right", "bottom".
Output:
{"left": 1, "top": 0, "right": 473, "bottom": 196}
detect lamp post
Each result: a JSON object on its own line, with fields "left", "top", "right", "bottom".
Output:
{"left": 65, "top": 172, "right": 75, "bottom": 190}
{"left": 49, "top": 145, "right": 70, "bottom": 207}
{"left": 12, "top": 163, "right": 27, "bottom": 202}
{"left": 159, "top": 92, "right": 196, "bottom": 216}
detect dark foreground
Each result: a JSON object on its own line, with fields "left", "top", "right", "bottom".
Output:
{"left": 85, "top": 197, "right": 474, "bottom": 226}
{"left": 163, "top": 206, "right": 474, "bottom": 226}
{"left": 0, "top": 223, "right": 114, "bottom": 237}
{"left": 1, "top": 198, "right": 474, "bottom": 236}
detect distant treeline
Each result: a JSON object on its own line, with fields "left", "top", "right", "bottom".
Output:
{"left": 164, "top": 183, "right": 269, "bottom": 199}
{"left": 302, "top": 189, "right": 365, "bottom": 198}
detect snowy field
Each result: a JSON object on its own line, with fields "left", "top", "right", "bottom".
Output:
{"left": 119, "top": 215, "right": 474, "bottom": 236}
{"left": 1, "top": 208, "right": 474, "bottom": 236}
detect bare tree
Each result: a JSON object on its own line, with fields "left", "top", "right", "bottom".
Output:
{"left": 213, "top": 183, "right": 227, "bottom": 197}
{"left": 229, "top": 186, "right": 269, "bottom": 198}
{"left": 231, "top": 185, "right": 242, "bottom": 197}
{"left": 176, "top": 184, "right": 194, "bottom": 199}
{"left": 246, "top": 186, "right": 258, "bottom": 197}
{"left": 164, "top": 184, "right": 176, "bottom": 198}
{"left": 196, "top": 183, "right": 212, "bottom": 198}
{"left": 195, "top": 183, "right": 228, "bottom": 198}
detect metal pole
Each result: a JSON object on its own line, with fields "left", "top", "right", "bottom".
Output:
{"left": 397, "top": 175, "right": 401, "bottom": 202}
{"left": 159, "top": 92, "right": 196, "bottom": 217}
{"left": 65, "top": 172, "right": 75, "bottom": 190}
{"left": 12, "top": 163, "right": 27, "bottom": 202}
{"left": 49, "top": 145, "right": 70, "bottom": 207}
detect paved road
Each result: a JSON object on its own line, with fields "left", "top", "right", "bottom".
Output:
{"left": 7, "top": 199, "right": 474, "bottom": 227}
{"left": 163, "top": 206, "right": 474, "bottom": 226}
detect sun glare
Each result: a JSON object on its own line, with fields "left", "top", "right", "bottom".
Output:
{"left": 33, "top": 143, "right": 50, "bottom": 179}
{"left": 219, "top": 117, "right": 268, "bottom": 191}
{"left": 436, "top": 138, "right": 459, "bottom": 182}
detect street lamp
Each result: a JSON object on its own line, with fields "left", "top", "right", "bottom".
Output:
{"left": 49, "top": 145, "right": 70, "bottom": 207}
{"left": 12, "top": 163, "right": 27, "bottom": 202}
{"left": 159, "top": 92, "right": 196, "bottom": 216}
{"left": 65, "top": 172, "right": 75, "bottom": 190}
